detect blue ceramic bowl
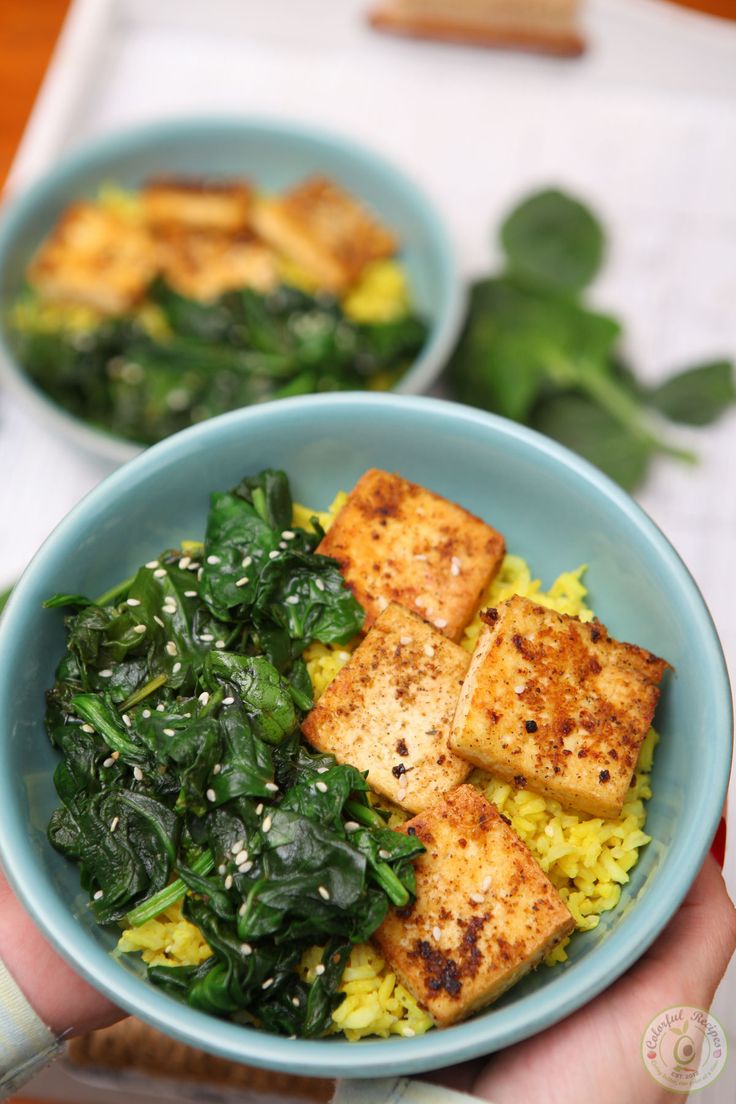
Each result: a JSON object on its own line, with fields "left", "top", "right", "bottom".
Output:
{"left": 0, "top": 394, "right": 730, "bottom": 1079}
{"left": 0, "top": 117, "right": 462, "bottom": 464}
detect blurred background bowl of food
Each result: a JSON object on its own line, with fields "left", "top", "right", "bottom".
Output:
{"left": 0, "top": 116, "right": 463, "bottom": 464}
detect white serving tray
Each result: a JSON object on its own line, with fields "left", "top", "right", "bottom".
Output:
{"left": 1, "top": 2, "right": 735, "bottom": 1096}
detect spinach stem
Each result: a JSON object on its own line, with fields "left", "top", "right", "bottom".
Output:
{"left": 251, "top": 487, "right": 268, "bottom": 522}
{"left": 126, "top": 850, "right": 214, "bottom": 927}
{"left": 344, "top": 800, "right": 385, "bottom": 829}
{"left": 119, "top": 673, "right": 168, "bottom": 712}
{"left": 94, "top": 574, "right": 136, "bottom": 607}
{"left": 72, "top": 695, "right": 141, "bottom": 759}
{"left": 371, "top": 862, "right": 409, "bottom": 907}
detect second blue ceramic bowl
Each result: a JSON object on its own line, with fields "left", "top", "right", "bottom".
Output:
{"left": 0, "top": 394, "right": 730, "bottom": 1078}
{"left": 0, "top": 117, "right": 463, "bottom": 463}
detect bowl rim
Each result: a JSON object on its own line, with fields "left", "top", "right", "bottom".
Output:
{"left": 0, "top": 393, "right": 731, "bottom": 1078}
{"left": 0, "top": 114, "right": 465, "bottom": 464}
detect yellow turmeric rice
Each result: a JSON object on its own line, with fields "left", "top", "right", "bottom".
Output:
{"left": 118, "top": 497, "right": 656, "bottom": 1039}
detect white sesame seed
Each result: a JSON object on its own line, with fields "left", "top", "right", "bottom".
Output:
{"left": 81, "top": 723, "right": 94, "bottom": 733}
{"left": 469, "top": 892, "right": 485, "bottom": 904}
{"left": 236, "top": 576, "right": 249, "bottom": 587}
{"left": 239, "top": 903, "right": 247, "bottom": 916}
{"left": 188, "top": 562, "right": 200, "bottom": 571}
{"left": 224, "top": 874, "right": 233, "bottom": 890}
{"left": 215, "top": 640, "right": 226, "bottom": 649}
{"left": 262, "top": 815, "right": 272, "bottom": 833}
{"left": 255, "top": 803, "right": 264, "bottom": 815}
{"left": 242, "top": 556, "right": 252, "bottom": 568}
{"left": 163, "top": 600, "right": 176, "bottom": 611}
{"left": 206, "top": 788, "right": 216, "bottom": 802}
{"left": 179, "top": 556, "right": 191, "bottom": 570}
{"left": 133, "top": 766, "right": 143, "bottom": 781}
{"left": 402, "top": 1027, "right": 415, "bottom": 1037}
{"left": 239, "top": 860, "right": 253, "bottom": 874}
{"left": 432, "top": 926, "right": 442, "bottom": 941}
{"left": 197, "top": 568, "right": 204, "bottom": 581}
{"left": 110, "top": 816, "right": 119, "bottom": 832}
{"left": 399, "top": 635, "right": 413, "bottom": 646}
{"left": 279, "top": 541, "right": 288, "bottom": 550}
{"left": 434, "top": 618, "right": 448, "bottom": 629}
{"left": 424, "top": 644, "right": 435, "bottom": 659}
{"left": 142, "top": 709, "right": 151, "bottom": 719}
{"left": 318, "top": 885, "right": 330, "bottom": 900}
{"left": 126, "top": 598, "right": 141, "bottom": 607}
{"left": 198, "top": 692, "right": 210, "bottom": 706}
{"left": 291, "top": 996, "right": 300, "bottom": 1007}
{"left": 450, "top": 560, "right": 461, "bottom": 577}
{"left": 146, "top": 560, "right": 159, "bottom": 570}
{"left": 315, "top": 964, "right": 325, "bottom": 976}
{"left": 344, "top": 821, "right": 360, "bottom": 832}
{"left": 213, "top": 763, "right": 222, "bottom": 775}
{"left": 286, "top": 595, "right": 299, "bottom": 605}
{"left": 218, "top": 864, "right": 226, "bottom": 875}
{"left": 415, "top": 596, "right": 427, "bottom": 608}
{"left": 103, "top": 756, "right": 115, "bottom": 768}
{"left": 261, "top": 977, "right": 274, "bottom": 990}
{"left": 184, "top": 590, "right": 197, "bottom": 598}
{"left": 133, "top": 624, "right": 147, "bottom": 634}
{"left": 378, "top": 849, "right": 391, "bottom": 860}
{"left": 231, "top": 840, "right": 244, "bottom": 855}
{"left": 122, "top": 713, "right": 131, "bottom": 728}
{"left": 99, "top": 669, "right": 113, "bottom": 678}
{"left": 222, "top": 696, "right": 235, "bottom": 705}
{"left": 234, "top": 849, "right": 249, "bottom": 865}
{"left": 281, "top": 530, "right": 295, "bottom": 540}
{"left": 317, "top": 767, "right": 329, "bottom": 774}
{"left": 514, "top": 684, "right": 526, "bottom": 695}
{"left": 316, "top": 781, "right": 328, "bottom": 793}
{"left": 154, "top": 615, "right": 165, "bottom": 628}
{"left": 414, "top": 553, "right": 427, "bottom": 561}
{"left": 376, "top": 595, "right": 389, "bottom": 612}
{"left": 265, "top": 782, "right": 279, "bottom": 793}
{"left": 165, "top": 641, "right": 177, "bottom": 656}
{"left": 268, "top": 550, "right": 280, "bottom": 560}
{"left": 154, "top": 568, "right": 167, "bottom": 579}
{"left": 240, "top": 942, "right": 253, "bottom": 956}
{"left": 315, "top": 578, "right": 325, "bottom": 592}
{"left": 200, "top": 633, "right": 214, "bottom": 642}
{"left": 163, "top": 727, "right": 175, "bottom": 736}
{"left": 93, "top": 890, "right": 104, "bottom": 901}
{"left": 481, "top": 875, "right": 493, "bottom": 892}
{"left": 156, "top": 704, "right": 165, "bottom": 712}
{"left": 339, "top": 651, "right": 350, "bottom": 661}
{"left": 207, "top": 555, "right": 221, "bottom": 565}
{"left": 172, "top": 662, "right": 182, "bottom": 674}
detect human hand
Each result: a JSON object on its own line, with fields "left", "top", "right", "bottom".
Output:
{"left": 430, "top": 853, "right": 736, "bottom": 1104}
{"left": 0, "top": 869, "right": 125, "bottom": 1038}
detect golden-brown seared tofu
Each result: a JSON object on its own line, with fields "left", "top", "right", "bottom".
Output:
{"left": 28, "top": 203, "right": 156, "bottom": 314}
{"left": 317, "top": 469, "right": 505, "bottom": 641}
{"left": 451, "top": 595, "right": 668, "bottom": 818}
{"left": 373, "top": 785, "right": 574, "bottom": 1026}
{"left": 154, "top": 228, "right": 278, "bottom": 301}
{"left": 141, "top": 178, "right": 251, "bottom": 232}
{"left": 301, "top": 603, "right": 471, "bottom": 813}
{"left": 251, "top": 175, "right": 397, "bottom": 290}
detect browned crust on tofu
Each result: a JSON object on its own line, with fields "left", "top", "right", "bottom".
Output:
{"left": 251, "top": 175, "right": 397, "bottom": 291}
{"left": 317, "top": 469, "right": 505, "bottom": 641}
{"left": 302, "top": 603, "right": 471, "bottom": 812}
{"left": 373, "top": 785, "right": 574, "bottom": 1026}
{"left": 153, "top": 228, "right": 278, "bottom": 301}
{"left": 28, "top": 203, "right": 156, "bottom": 314}
{"left": 141, "top": 177, "right": 252, "bottom": 232}
{"left": 451, "top": 595, "right": 669, "bottom": 818}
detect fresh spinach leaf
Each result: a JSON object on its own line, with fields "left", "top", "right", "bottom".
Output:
{"left": 648, "top": 359, "right": 736, "bottom": 426}
{"left": 500, "top": 188, "right": 605, "bottom": 293}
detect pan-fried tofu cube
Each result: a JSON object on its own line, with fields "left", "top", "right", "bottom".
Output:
{"left": 141, "top": 178, "right": 252, "bottom": 232}
{"left": 317, "top": 469, "right": 505, "bottom": 641}
{"left": 28, "top": 203, "right": 156, "bottom": 314}
{"left": 301, "top": 603, "right": 471, "bottom": 813}
{"left": 251, "top": 175, "right": 397, "bottom": 291}
{"left": 154, "top": 228, "right": 278, "bottom": 301}
{"left": 373, "top": 785, "right": 574, "bottom": 1026}
{"left": 451, "top": 595, "right": 668, "bottom": 818}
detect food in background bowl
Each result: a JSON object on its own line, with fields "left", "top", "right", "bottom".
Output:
{"left": 42, "top": 465, "right": 667, "bottom": 1040}
{"left": 9, "top": 176, "right": 427, "bottom": 446}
